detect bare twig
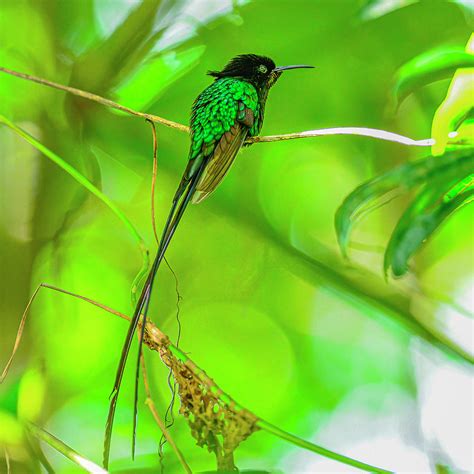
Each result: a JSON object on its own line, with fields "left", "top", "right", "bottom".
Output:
{"left": 0, "top": 283, "right": 190, "bottom": 473}
{"left": 147, "top": 119, "right": 161, "bottom": 244}
{"left": 0, "top": 67, "right": 189, "bottom": 132}
{"left": 145, "top": 119, "right": 184, "bottom": 465}
{"left": 1, "top": 285, "right": 41, "bottom": 383}
{"left": 0, "top": 283, "right": 128, "bottom": 383}
{"left": 4, "top": 283, "right": 391, "bottom": 473}
{"left": 140, "top": 356, "right": 192, "bottom": 473}
{"left": 246, "top": 127, "right": 435, "bottom": 146}
{"left": 0, "top": 67, "right": 439, "bottom": 147}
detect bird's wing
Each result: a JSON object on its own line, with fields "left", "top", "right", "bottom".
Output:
{"left": 192, "top": 105, "right": 254, "bottom": 204}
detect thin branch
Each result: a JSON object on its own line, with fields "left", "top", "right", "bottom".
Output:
{"left": 0, "top": 283, "right": 128, "bottom": 383}
{"left": 0, "top": 66, "right": 440, "bottom": 147}
{"left": 140, "top": 356, "right": 192, "bottom": 474}
{"left": 44, "top": 286, "right": 391, "bottom": 473}
{"left": 1, "top": 283, "right": 191, "bottom": 472}
{"left": 246, "top": 127, "right": 435, "bottom": 146}
{"left": 26, "top": 423, "right": 108, "bottom": 474}
{"left": 0, "top": 67, "right": 188, "bottom": 132}
{"left": 145, "top": 119, "right": 184, "bottom": 463}
{"left": 1, "top": 285, "right": 41, "bottom": 382}
{"left": 4, "top": 283, "right": 392, "bottom": 473}
{"left": 147, "top": 119, "right": 161, "bottom": 244}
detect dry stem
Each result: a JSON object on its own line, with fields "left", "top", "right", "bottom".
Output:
{"left": 0, "top": 284, "right": 191, "bottom": 474}
{"left": 0, "top": 67, "right": 188, "bottom": 132}
{"left": 140, "top": 355, "right": 192, "bottom": 473}
{"left": 2, "top": 283, "right": 391, "bottom": 473}
{"left": 0, "top": 67, "right": 436, "bottom": 147}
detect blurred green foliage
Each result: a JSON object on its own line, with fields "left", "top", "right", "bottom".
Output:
{"left": 337, "top": 29, "right": 474, "bottom": 278}
{"left": 392, "top": 46, "right": 474, "bottom": 109}
{"left": 431, "top": 33, "right": 474, "bottom": 155}
{"left": 0, "top": 1, "right": 473, "bottom": 473}
{"left": 336, "top": 150, "right": 474, "bottom": 277}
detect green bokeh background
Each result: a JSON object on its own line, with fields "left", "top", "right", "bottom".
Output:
{"left": 0, "top": 1, "right": 472, "bottom": 473}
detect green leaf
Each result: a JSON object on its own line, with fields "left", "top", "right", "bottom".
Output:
{"left": 114, "top": 45, "right": 206, "bottom": 111}
{"left": 384, "top": 177, "right": 474, "bottom": 277}
{"left": 71, "top": 0, "right": 162, "bottom": 93}
{"left": 335, "top": 149, "right": 474, "bottom": 260}
{"left": 17, "top": 368, "right": 46, "bottom": 422}
{"left": 0, "top": 1, "right": 56, "bottom": 117}
{"left": 0, "top": 412, "right": 23, "bottom": 445}
{"left": 430, "top": 53, "right": 474, "bottom": 155}
{"left": 444, "top": 173, "right": 474, "bottom": 201}
{"left": 41, "top": 0, "right": 100, "bottom": 56}
{"left": 392, "top": 48, "right": 474, "bottom": 107}
{"left": 26, "top": 423, "right": 108, "bottom": 474}
{"left": 0, "top": 114, "right": 149, "bottom": 302}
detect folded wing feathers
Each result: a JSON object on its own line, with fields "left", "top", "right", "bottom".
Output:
{"left": 192, "top": 104, "right": 254, "bottom": 204}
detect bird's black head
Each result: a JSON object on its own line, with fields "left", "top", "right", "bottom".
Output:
{"left": 208, "top": 54, "right": 313, "bottom": 90}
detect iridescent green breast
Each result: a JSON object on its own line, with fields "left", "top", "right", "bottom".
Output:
{"left": 189, "top": 77, "right": 261, "bottom": 161}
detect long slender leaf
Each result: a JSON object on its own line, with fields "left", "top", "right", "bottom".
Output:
{"left": 393, "top": 48, "right": 474, "bottom": 107}
{"left": 0, "top": 114, "right": 150, "bottom": 299}
{"left": 335, "top": 149, "right": 474, "bottom": 259}
{"left": 114, "top": 45, "right": 205, "bottom": 111}
{"left": 26, "top": 423, "right": 107, "bottom": 474}
{"left": 384, "top": 177, "right": 474, "bottom": 276}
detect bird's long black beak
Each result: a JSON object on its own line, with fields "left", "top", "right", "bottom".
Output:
{"left": 273, "top": 65, "right": 314, "bottom": 72}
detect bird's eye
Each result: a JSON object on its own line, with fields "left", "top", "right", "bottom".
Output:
{"left": 257, "top": 64, "right": 268, "bottom": 74}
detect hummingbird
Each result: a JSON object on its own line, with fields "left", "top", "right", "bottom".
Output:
{"left": 103, "top": 53, "right": 313, "bottom": 467}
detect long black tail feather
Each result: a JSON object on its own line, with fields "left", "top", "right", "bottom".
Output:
{"left": 103, "top": 158, "right": 206, "bottom": 468}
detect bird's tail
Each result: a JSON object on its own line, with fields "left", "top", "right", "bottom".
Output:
{"left": 103, "top": 157, "right": 206, "bottom": 469}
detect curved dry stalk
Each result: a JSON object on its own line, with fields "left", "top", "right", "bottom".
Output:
{"left": 1, "top": 67, "right": 470, "bottom": 364}
{"left": 0, "top": 283, "right": 124, "bottom": 383}
{"left": 145, "top": 119, "right": 184, "bottom": 463}
{"left": 144, "top": 325, "right": 392, "bottom": 473}
{"left": 1, "top": 285, "right": 41, "bottom": 383}
{"left": 4, "top": 284, "right": 392, "bottom": 473}
{"left": 0, "top": 67, "right": 438, "bottom": 147}
{"left": 0, "top": 67, "right": 188, "bottom": 132}
{"left": 147, "top": 119, "right": 161, "bottom": 244}
{"left": 0, "top": 283, "right": 191, "bottom": 473}
{"left": 140, "top": 355, "right": 192, "bottom": 474}
{"left": 0, "top": 283, "right": 130, "bottom": 383}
